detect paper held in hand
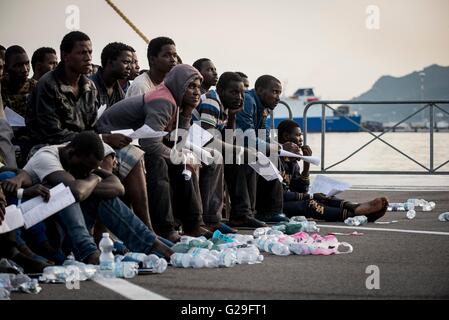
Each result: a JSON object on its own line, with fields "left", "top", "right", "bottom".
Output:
{"left": 4, "top": 107, "right": 26, "bottom": 127}
{"left": 308, "top": 175, "right": 351, "bottom": 197}
{"left": 111, "top": 124, "right": 168, "bottom": 146}
{"left": 0, "top": 183, "right": 76, "bottom": 234}
{"left": 249, "top": 152, "right": 283, "bottom": 182}
{"left": 279, "top": 149, "right": 320, "bottom": 166}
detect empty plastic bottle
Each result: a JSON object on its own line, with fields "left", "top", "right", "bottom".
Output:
{"left": 300, "top": 221, "right": 320, "bottom": 233}
{"left": 142, "top": 254, "right": 167, "bottom": 273}
{"left": 226, "top": 234, "right": 255, "bottom": 244}
{"left": 235, "top": 245, "right": 263, "bottom": 264}
{"left": 170, "top": 253, "right": 191, "bottom": 268}
{"left": 253, "top": 227, "right": 271, "bottom": 238}
{"left": 217, "top": 249, "right": 237, "bottom": 267}
{"left": 387, "top": 203, "right": 406, "bottom": 212}
{"left": 290, "top": 216, "right": 307, "bottom": 222}
{"left": 438, "top": 212, "right": 449, "bottom": 222}
{"left": 114, "top": 262, "right": 139, "bottom": 278}
{"left": 344, "top": 216, "right": 368, "bottom": 226}
{"left": 267, "top": 241, "right": 290, "bottom": 256}
{"left": 99, "top": 233, "right": 115, "bottom": 278}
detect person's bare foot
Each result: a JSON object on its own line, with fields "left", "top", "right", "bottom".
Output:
{"left": 183, "top": 226, "right": 213, "bottom": 239}
{"left": 354, "top": 198, "right": 384, "bottom": 216}
{"left": 367, "top": 197, "right": 389, "bottom": 222}
{"left": 150, "top": 239, "right": 174, "bottom": 261}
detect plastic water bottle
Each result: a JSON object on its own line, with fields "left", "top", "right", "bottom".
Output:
{"left": 114, "top": 262, "right": 138, "bottom": 278}
{"left": 290, "top": 216, "right": 307, "bottom": 222}
{"left": 226, "top": 234, "right": 255, "bottom": 244}
{"left": 387, "top": 203, "right": 406, "bottom": 212}
{"left": 438, "top": 212, "right": 449, "bottom": 222}
{"left": 235, "top": 245, "right": 263, "bottom": 264}
{"left": 142, "top": 254, "right": 167, "bottom": 273}
{"left": 253, "top": 227, "right": 271, "bottom": 238}
{"left": 170, "top": 253, "right": 191, "bottom": 268}
{"left": 217, "top": 249, "right": 237, "bottom": 267}
{"left": 300, "top": 221, "right": 320, "bottom": 233}
{"left": 289, "top": 242, "right": 311, "bottom": 255}
{"left": 406, "top": 209, "right": 416, "bottom": 220}
{"left": 99, "top": 233, "right": 115, "bottom": 278}
{"left": 267, "top": 241, "right": 290, "bottom": 256}
{"left": 344, "top": 216, "right": 368, "bottom": 226}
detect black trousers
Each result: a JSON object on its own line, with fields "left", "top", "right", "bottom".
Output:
{"left": 145, "top": 154, "right": 203, "bottom": 236}
{"left": 283, "top": 195, "right": 353, "bottom": 222}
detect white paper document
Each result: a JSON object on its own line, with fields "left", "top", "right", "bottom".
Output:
{"left": 4, "top": 107, "right": 26, "bottom": 127}
{"left": 129, "top": 124, "right": 168, "bottom": 139}
{"left": 0, "top": 205, "right": 25, "bottom": 234}
{"left": 96, "top": 104, "right": 107, "bottom": 121}
{"left": 112, "top": 125, "right": 168, "bottom": 146}
{"left": 308, "top": 175, "right": 351, "bottom": 197}
{"left": 188, "top": 123, "right": 214, "bottom": 147}
{"left": 249, "top": 152, "right": 283, "bottom": 182}
{"left": 279, "top": 149, "right": 321, "bottom": 166}
{"left": 21, "top": 183, "right": 76, "bottom": 229}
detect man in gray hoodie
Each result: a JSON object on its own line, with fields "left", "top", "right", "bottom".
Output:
{"left": 97, "top": 64, "right": 208, "bottom": 243}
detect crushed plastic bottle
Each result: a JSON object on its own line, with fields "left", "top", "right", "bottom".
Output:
{"left": 344, "top": 216, "right": 368, "bottom": 226}
{"left": 290, "top": 216, "right": 308, "bottom": 222}
{"left": 387, "top": 203, "right": 406, "bottom": 212}
{"left": 253, "top": 227, "right": 272, "bottom": 238}
{"left": 406, "top": 210, "right": 416, "bottom": 220}
{"left": 438, "top": 212, "right": 449, "bottom": 222}
{"left": 114, "top": 262, "right": 139, "bottom": 278}
{"left": 235, "top": 245, "right": 263, "bottom": 264}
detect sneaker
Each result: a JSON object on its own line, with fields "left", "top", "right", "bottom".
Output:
{"left": 255, "top": 213, "right": 289, "bottom": 223}
{"left": 228, "top": 216, "right": 267, "bottom": 229}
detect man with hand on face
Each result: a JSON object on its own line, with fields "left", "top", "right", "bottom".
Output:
{"left": 125, "top": 37, "right": 177, "bottom": 98}
{"left": 96, "top": 64, "right": 209, "bottom": 243}
{"left": 236, "top": 75, "right": 300, "bottom": 224}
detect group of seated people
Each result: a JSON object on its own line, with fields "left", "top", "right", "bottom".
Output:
{"left": 0, "top": 31, "right": 388, "bottom": 273}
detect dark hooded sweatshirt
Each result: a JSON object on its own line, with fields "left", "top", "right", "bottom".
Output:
{"left": 96, "top": 64, "right": 202, "bottom": 160}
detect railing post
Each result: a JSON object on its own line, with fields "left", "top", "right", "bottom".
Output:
{"left": 321, "top": 104, "right": 326, "bottom": 171}
{"left": 430, "top": 103, "right": 434, "bottom": 172}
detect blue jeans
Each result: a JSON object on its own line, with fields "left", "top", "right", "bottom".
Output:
{"left": 57, "top": 196, "right": 157, "bottom": 261}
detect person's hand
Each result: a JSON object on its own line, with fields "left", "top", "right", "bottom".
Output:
{"left": 1, "top": 177, "right": 22, "bottom": 194}
{"left": 282, "top": 142, "right": 301, "bottom": 155}
{"left": 228, "top": 105, "right": 244, "bottom": 116}
{"left": 103, "top": 133, "right": 132, "bottom": 149}
{"left": 301, "top": 145, "right": 312, "bottom": 156}
{"left": 23, "top": 184, "right": 51, "bottom": 202}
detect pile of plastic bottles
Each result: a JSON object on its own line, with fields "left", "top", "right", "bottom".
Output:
{"left": 170, "top": 231, "right": 264, "bottom": 269}
{"left": 1, "top": 273, "right": 41, "bottom": 300}
{"left": 388, "top": 199, "right": 436, "bottom": 212}
{"left": 98, "top": 233, "right": 167, "bottom": 278}
{"left": 254, "top": 230, "right": 353, "bottom": 256}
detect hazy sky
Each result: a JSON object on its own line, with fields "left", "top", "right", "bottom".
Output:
{"left": 1, "top": 0, "right": 448, "bottom": 99}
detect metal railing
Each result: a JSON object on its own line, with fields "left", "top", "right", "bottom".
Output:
{"left": 301, "top": 100, "right": 449, "bottom": 175}
{"left": 270, "top": 100, "right": 293, "bottom": 128}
